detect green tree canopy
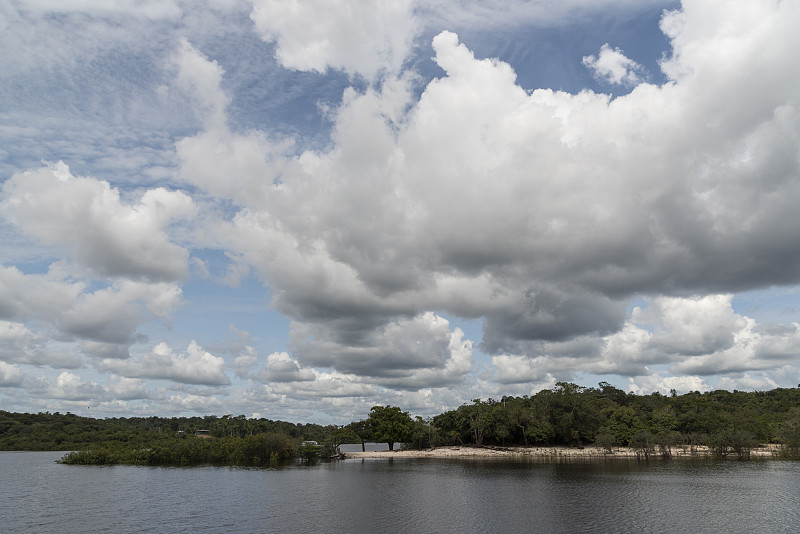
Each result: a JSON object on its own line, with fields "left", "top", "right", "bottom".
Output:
{"left": 367, "top": 405, "right": 414, "bottom": 451}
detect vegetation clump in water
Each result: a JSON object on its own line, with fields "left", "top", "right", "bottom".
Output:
{"left": 58, "top": 432, "right": 297, "bottom": 467}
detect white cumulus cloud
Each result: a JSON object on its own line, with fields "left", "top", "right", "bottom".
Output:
{"left": 170, "top": 0, "right": 800, "bottom": 396}
{"left": 583, "top": 43, "right": 644, "bottom": 86}
{"left": 0, "top": 361, "right": 23, "bottom": 387}
{"left": 99, "top": 341, "right": 230, "bottom": 385}
{"left": 3, "top": 0, "right": 800, "bottom": 419}
{"left": 1, "top": 162, "right": 195, "bottom": 282}
{"left": 248, "top": 0, "right": 417, "bottom": 79}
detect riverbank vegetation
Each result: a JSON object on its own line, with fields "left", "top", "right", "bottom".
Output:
{"left": 342, "top": 383, "right": 800, "bottom": 460}
{"left": 58, "top": 432, "right": 298, "bottom": 467}
{"left": 0, "top": 411, "right": 329, "bottom": 466}
{"left": 0, "top": 411, "right": 329, "bottom": 451}
{"left": 422, "top": 383, "right": 800, "bottom": 460}
{"left": 3, "top": 383, "right": 800, "bottom": 464}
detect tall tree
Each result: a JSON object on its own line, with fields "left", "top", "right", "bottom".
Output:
{"left": 348, "top": 420, "right": 371, "bottom": 452}
{"left": 367, "top": 406, "right": 414, "bottom": 451}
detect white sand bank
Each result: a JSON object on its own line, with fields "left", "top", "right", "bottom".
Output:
{"left": 343, "top": 444, "right": 783, "bottom": 460}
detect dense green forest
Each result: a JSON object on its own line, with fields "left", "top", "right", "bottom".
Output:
{"left": 3, "top": 383, "right": 800, "bottom": 465}
{"left": 0, "top": 411, "right": 331, "bottom": 451}
{"left": 0, "top": 411, "right": 332, "bottom": 466}
{"left": 427, "top": 383, "right": 800, "bottom": 458}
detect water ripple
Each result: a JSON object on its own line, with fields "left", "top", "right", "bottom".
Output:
{"left": 2, "top": 452, "right": 799, "bottom": 533}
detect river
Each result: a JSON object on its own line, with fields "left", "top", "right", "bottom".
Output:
{"left": 2, "top": 451, "right": 798, "bottom": 533}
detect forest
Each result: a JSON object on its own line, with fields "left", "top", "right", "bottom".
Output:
{"left": 3, "top": 382, "right": 800, "bottom": 465}
{"left": 426, "top": 383, "right": 800, "bottom": 459}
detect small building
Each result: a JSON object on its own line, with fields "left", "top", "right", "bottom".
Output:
{"left": 195, "top": 429, "right": 211, "bottom": 438}
{"left": 301, "top": 441, "right": 319, "bottom": 446}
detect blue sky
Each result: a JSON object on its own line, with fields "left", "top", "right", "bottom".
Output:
{"left": 2, "top": 0, "right": 800, "bottom": 424}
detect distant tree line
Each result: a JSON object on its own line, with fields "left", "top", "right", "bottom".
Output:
{"left": 4, "top": 383, "right": 800, "bottom": 464}
{"left": 424, "top": 383, "right": 800, "bottom": 459}
{"left": 0, "top": 411, "right": 331, "bottom": 452}
{"left": 338, "top": 383, "right": 800, "bottom": 460}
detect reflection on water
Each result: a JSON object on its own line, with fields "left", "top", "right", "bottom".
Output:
{"left": 2, "top": 451, "right": 799, "bottom": 533}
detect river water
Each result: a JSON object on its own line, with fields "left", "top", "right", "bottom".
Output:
{"left": 2, "top": 451, "right": 799, "bottom": 533}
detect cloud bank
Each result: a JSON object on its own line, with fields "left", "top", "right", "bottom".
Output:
{"left": 188, "top": 0, "right": 800, "bottom": 376}
{"left": 1, "top": 0, "right": 799, "bottom": 422}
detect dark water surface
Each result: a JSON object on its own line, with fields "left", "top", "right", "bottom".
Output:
{"left": 2, "top": 451, "right": 798, "bottom": 533}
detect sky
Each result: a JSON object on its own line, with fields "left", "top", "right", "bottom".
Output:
{"left": 1, "top": 0, "right": 800, "bottom": 425}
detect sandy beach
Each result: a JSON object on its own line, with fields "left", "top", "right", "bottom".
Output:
{"left": 343, "top": 444, "right": 783, "bottom": 460}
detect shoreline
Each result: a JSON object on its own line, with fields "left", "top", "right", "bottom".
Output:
{"left": 343, "top": 444, "right": 784, "bottom": 460}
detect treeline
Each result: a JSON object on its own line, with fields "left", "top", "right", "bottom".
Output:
{"left": 0, "top": 411, "right": 331, "bottom": 452}
{"left": 333, "top": 383, "right": 800, "bottom": 460}
{"left": 4, "top": 383, "right": 800, "bottom": 464}
{"left": 424, "top": 383, "right": 800, "bottom": 458}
